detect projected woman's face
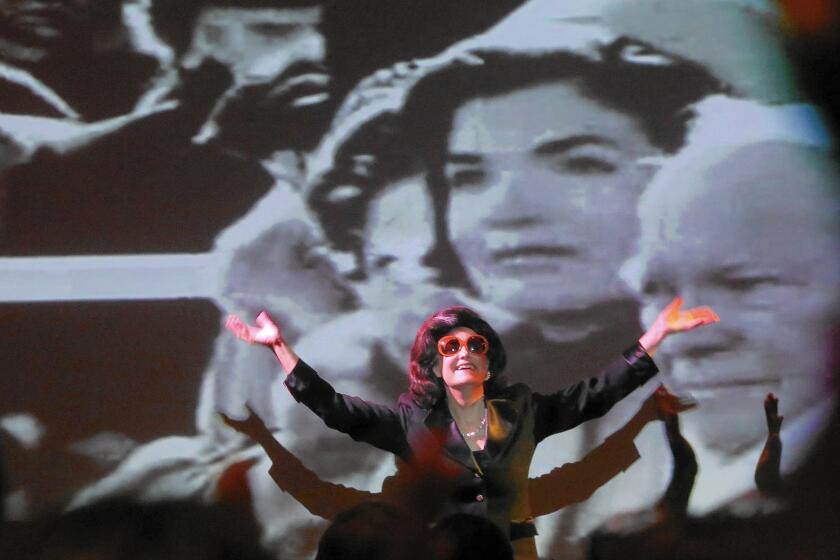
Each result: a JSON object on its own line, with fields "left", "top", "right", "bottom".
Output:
{"left": 629, "top": 142, "right": 840, "bottom": 455}
{"left": 443, "top": 80, "right": 658, "bottom": 341}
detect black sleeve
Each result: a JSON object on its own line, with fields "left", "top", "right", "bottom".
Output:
{"left": 532, "top": 343, "right": 658, "bottom": 443}
{"left": 284, "top": 360, "right": 408, "bottom": 455}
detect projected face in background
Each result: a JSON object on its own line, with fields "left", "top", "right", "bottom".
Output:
{"left": 444, "top": 79, "right": 656, "bottom": 343}
{"left": 0, "top": 0, "right": 123, "bottom": 62}
{"left": 181, "top": 3, "right": 331, "bottom": 153}
{"left": 362, "top": 173, "right": 438, "bottom": 287}
{"left": 186, "top": 6, "right": 325, "bottom": 89}
{"left": 628, "top": 140, "right": 840, "bottom": 455}
{"left": 0, "top": 0, "right": 158, "bottom": 120}
{"left": 305, "top": 112, "right": 457, "bottom": 302}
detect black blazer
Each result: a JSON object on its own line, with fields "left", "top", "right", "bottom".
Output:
{"left": 284, "top": 343, "right": 658, "bottom": 539}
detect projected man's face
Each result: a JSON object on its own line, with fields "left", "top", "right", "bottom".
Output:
{"left": 187, "top": 7, "right": 326, "bottom": 91}
{"left": 185, "top": 6, "right": 329, "bottom": 149}
{"left": 443, "top": 80, "right": 658, "bottom": 341}
{"left": 0, "top": 0, "right": 122, "bottom": 62}
{"left": 629, "top": 141, "right": 840, "bottom": 455}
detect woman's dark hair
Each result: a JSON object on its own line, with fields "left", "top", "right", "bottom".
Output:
{"left": 402, "top": 37, "right": 729, "bottom": 161}
{"left": 408, "top": 306, "right": 507, "bottom": 408}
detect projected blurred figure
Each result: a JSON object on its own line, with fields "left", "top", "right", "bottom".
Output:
{"left": 620, "top": 95, "right": 840, "bottom": 512}
{"left": 56, "top": 2, "right": 342, "bottom": 523}
{"left": 0, "top": 0, "right": 160, "bottom": 120}
{"left": 1, "top": 0, "right": 337, "bottom": 254}
{"left": 0, "top": 0, "right": 178, "bottom": 171}
{"left": 151, "top": 0, "right": 333, "bottom": 156}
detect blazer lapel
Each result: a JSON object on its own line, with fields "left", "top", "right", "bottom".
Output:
{"left": 424, "top": 402, "right": 474, "bottom": 470}
{"left": 484, "top": 396, "right": 519, "bottom": 459}
{"left": 422, "top": 393, "right": 520, "bottom": 469}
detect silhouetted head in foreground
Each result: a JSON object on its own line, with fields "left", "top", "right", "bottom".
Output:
{"left": 430, "top": 513, "right": 514, "bottom": 560}
{"left": 2, "top": 499, "right": 272, "bottom": 560}
{"left": 315, "top": 501, "right": 426, "bottom": 560}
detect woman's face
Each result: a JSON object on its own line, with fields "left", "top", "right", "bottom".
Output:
{"left": 443, "top": 80, "right": 658, "bottom": 341}
{"left": 434, "top": 327, "right": 490, "bottom": 391}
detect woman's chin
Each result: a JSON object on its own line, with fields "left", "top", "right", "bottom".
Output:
{"left": 445, "top": 372, "right": 486, "bottom": 390}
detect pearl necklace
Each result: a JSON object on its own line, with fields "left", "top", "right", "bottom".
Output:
{"left": 461, "top": 408, "right": 487, "bottom": 438}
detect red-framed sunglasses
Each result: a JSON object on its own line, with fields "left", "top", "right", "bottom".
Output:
{"left": 437, "top": 334, "right": 490, "bottom": 357}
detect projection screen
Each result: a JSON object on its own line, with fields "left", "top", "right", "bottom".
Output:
{"left": 1, "top": 1, "right": 838, "bottom": 558}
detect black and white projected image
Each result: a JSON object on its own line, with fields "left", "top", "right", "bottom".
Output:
{"left": 2, "top": 1, "right": 839, "bottom": 559}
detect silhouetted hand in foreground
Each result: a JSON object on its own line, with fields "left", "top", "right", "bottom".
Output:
{"left": 764, "top": 393, "right": 784, "bottom": 435}
{"left": 218, "top": 404, "right": 272, "bottom": 441}
{"left": 652, "top": 385, "right": 697, "bottom": 521}
{"left": 653, "top": 385, "right": 697, "bottom": 420}
{"left": 755, "top": 393, "right": 784, "bottom": 494}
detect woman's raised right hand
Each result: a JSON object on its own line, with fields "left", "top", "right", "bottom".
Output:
{"left": 225, "top": 311, "right": 283, "bottom": 346}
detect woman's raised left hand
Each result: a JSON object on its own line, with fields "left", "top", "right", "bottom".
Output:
{"left": 639, "top": 296, "right": 719, "bottom": 355}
